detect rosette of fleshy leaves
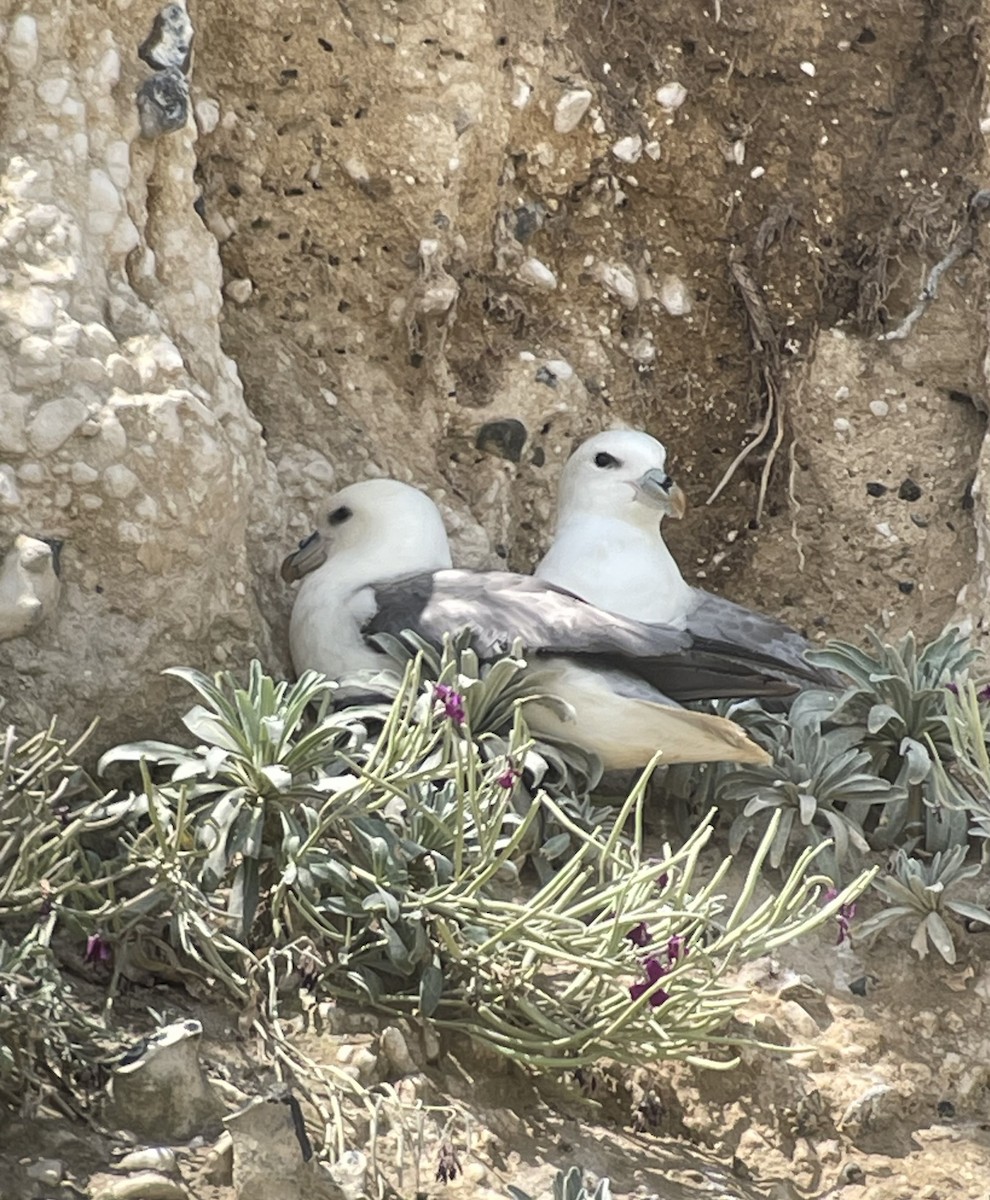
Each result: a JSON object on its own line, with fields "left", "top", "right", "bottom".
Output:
{"left": 716, "top": 691, "right": 905, "bottom": 881}
{"left": 856, "top": 845, "right": 990, "bottom": 963}
{"left": 803, "top": 626, "right": 978, "bottom": 851}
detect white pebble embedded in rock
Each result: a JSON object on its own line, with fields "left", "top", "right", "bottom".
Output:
{"left": 103, "top": 464, "right": 140, "bottom": 500}
{"left": 655, "top": 81, "right": 687, "bottom": 110}
{"left": 594, "top": 261, "right": 639, "bottom": 309}
{"left": 554, "top": 88, "right": 593, "bottom": 133}
{"left": 114, "top": 1148, "right": 178, "bottom": 1175}
{"left": 659, "top": 274, "right": 692, "bottom": 316}
{"left": 88, "top": 1171, "right": 188, "bottom": 1200}
{"left": 224, "top": 278, "right": 253, "bottom": 304}
{"left": 544, "top": 358, "right": 574, "bottom": 380}
{"left": 37, "top": 78, "right": 70, "bottom": 108}
{"left": 869, "top": 399, "right": 889, "bottom": 417}
{"left": 611, "top": 135, "right": 642, "bottom": 163}
{"left": 88, "top": 170, "right": 122, "bottom": 235}
{"left": 194, "top": 97, "right": 220, "bottom": 133}
{"left": 28, "top": 398, "right": 87, "bottom": 454}
{"left": 5, "top": 14, "right": 39, "bottom": 73}
{"left": 517, "top": 258, "right": 557, "bottom": 290}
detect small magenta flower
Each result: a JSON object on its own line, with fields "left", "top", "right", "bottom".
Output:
{"left": 433, "top": 683, "right": 466, "bottom": 725}
{"left": 823, "top": 887, "right": 856, "bottom": 945}
{"left": 946, "top": 681, "right": 960, "bottom": 696}
{"left": 84, "top": 934, "right": 112, "bottom": 965}
{"left": 978, "top": 684, "right": 990, "bottom": 703}
{"left": 836, "top": 902, "right": 856, "bottom": 945}
{"left": 629, "top": 955, "right": 670, "bottom": 1007}
{"left": 496, "top": 761, "right": 521, "bottom": 789}
{"left": 435, "top": 1142, "right": 461, "bottom": 1184}
{"left": 666, "top": 934, "right": 688, "bottom": 963}
{"left": 626, "top": 921, "right": 651, "bottom": 947}
{"left": 629, "top": 932, "right": 687, "bottom": 1007}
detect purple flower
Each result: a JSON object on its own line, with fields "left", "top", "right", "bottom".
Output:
{"left": 823, "top": 887, "right": 856, "bottom": 945}
{"left": 629, "top": 955, "right": 670, "bottom": 1008}
{"left": 626, "top": 921, "right": 651, "bottom": 947}
{"left": 836, "top": 900, "right": 856, "bottom": 945}
{"left": 628, "top": 933, "right": 688, "bottom": 1008}
{"left": 666, "top": 934, "right": 688, "bottom": 963}
{"left": 433, "top": 683, "right": 465, "bottom": 725}
{"left": 435, "top": 1142, "right": 461, "bottom": 1184}
{"left": 496, "top": 762, "right": 521, "bottom": 789}
{"left": 978, "top": 684, "right": 990, "bottom": 704}
{"left": 84, "top": 934, "right": 112, "bottom": 965}
{"left": 946, "top": 682, "right": 960, "bottom": 696}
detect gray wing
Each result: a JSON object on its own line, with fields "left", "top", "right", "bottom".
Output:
{"left": 365, "top": 570, "right": 800, "bottom": 703}
{"left": 367, "top": 570, "right": 692, "bottom": 660}
{"left": 686, "top": 588, "right": 839, "bottom": 686}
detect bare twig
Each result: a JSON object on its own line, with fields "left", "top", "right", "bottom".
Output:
{"left": 787, "top": 436, "right": 806, "bottom": 573}
{"left": 706, "top": 256, "right": 783, "bottom": 522}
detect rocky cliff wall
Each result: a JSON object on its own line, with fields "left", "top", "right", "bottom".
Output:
{"left": 1, "top": 0, "right": 988, "bottom": 744}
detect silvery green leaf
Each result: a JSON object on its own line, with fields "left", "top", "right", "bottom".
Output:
{"left": 202, "top": 745, "right": 229, "bottom": 778}
{"left": 347, "top": 968, "right": 383, "bottom": 1001}
{"left": 945, "top": 900, "right": 990, "bottom": 927}
{"left": 924, "top": 911, "right": 956, "bottom": 963}
{"left": 260, "top": 715, "right": 286, "bottom": 743}
{"left": 97, "top": 741, "right": 195, "bottom": 772}
{"left": 382, "top": 920, "right": 412, "bottom": 972}
{"left": 868, "top": 703, "right": 902, "bottom": 735}
{"left": 797, "top": 794, "right": 817, "bottom": 825}
{"left": 910, "top": 918, "right": 932, "bottom": 958}
{"left": 540, "top": 833, "right": 572, "bottom": 861}
{"left": 260, "top": 764, "right": 292, "bottom": 792}
{"left": 898, "top": 738, "right": 932, "bottom": 785}
{"left": 419, "top": 962, "right": 444, "bottom": 1017}
{"left": 230, "top": 802, "right": 264, "bottom": 860}
{"left": 181, "top": 705, "right": 244, "bottom": 751}
{"left": 856, "top": 906, "right": 916, "bottom": 938}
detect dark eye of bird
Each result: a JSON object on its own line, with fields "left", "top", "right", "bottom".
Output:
{"left": 328, "top": 505, "right": 352, "bottom": 526}
{"left": 594, "top": 451, "right": 619, "bottom": 469}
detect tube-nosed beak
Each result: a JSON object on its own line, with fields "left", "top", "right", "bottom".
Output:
{"left": 280, "top": 530, "right": 327, "bottom": 583}
{"left": 635, "top": 468, "right": 687, "bottom": 520}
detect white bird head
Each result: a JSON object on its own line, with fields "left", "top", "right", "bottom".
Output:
{"left": 280, "top": 478, "right": 453, "bottom": 585}
{"left": 556, "top": 430, "right": 687, "bottom": 527}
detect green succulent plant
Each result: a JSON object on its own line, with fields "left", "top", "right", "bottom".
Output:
{"left": 508, "top": 1165, "right": 612, "bottom": 1200}
{"left": 806, "top": 626, "right": 977, "bottom": 851}
{"left": 0, "top": 918, "right": 115, "bottom": 1114}
{"left": 718, "top": 706, "right": 904, "bottom": 880}
{"left": 99, "top": 663, "right": 374, "bottom": 941}
{"left": 856, "top": 845, "right": 990, "bottom": 963}
{"left": 929, "top": 681, "right": 990, "bottom": 840}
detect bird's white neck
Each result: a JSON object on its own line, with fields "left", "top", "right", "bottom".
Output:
{"left": 288, "top": 567, "right": 385, "bottom": 680}
{"left": 536, "top": 512, "right": 692, "bottom": 625}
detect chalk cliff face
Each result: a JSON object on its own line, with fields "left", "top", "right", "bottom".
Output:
{"left": 1, "top": 0, "right": 987, "bottom": 743}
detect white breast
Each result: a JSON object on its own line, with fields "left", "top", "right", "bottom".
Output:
{"left": 536, "top": 515, "right": 693, "bottom": 625}
{"left": 288, "top": 578, "right": 384, "bottom": 678}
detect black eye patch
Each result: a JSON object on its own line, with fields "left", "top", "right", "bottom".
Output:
{"left": 328, "top": 505, "right": 352, "bottom": 526}
{"left": 593, "top": 451, "right": 620, "bottom": 468}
